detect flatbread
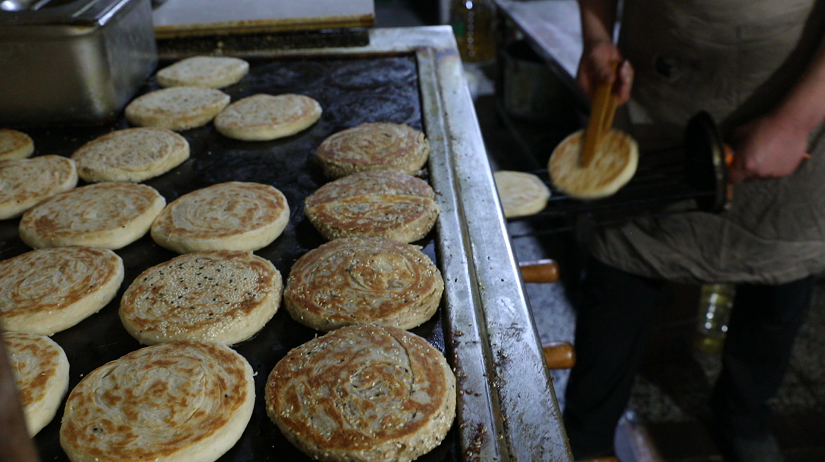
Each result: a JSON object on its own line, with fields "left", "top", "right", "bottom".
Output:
{"left": 19, "top": 182, "right": 166, "bottom": 250}
{"left": 304, "top": 170, "right": 439, "bottom": 243}
{"left": 71, "top": 128, "right": 190, "bottom": 183}
{"left": 0, "top": 247, "right": 124, "bottom": 335}
{"left": 284, "top": 237, "right": 443, "bottom": 331}
{"left": 156, "top": 56, "right": 249, "bottom": 89}
{"left": 214, "top": 93, "right": 322, "bottom": 141}
{"left": 548, "top": 129, "right": 638, "bottom": 199}
{"left": 60, "top": 340, "right": 254, "bottom": 462}
{"left": 3, "top": 332, "right": 70, "bottom": 436}
{"left": 315, "top": 122, "right": 430, "bottom": 179}
{"left": 265, "top": 324, "right": 456, "bottom": 462}
{"left": 120, "top": 250, "right": 282, "bottom": 345}
{"left": 493, "top": 170, "right": 551, "bottom": 218}
{"left": 150, "top": 181, "right": 289, "bottom": 254}
{"left": 0, "top": 128, "right": 34, "bottom": 160}
{"left": 125, "top": 86, "right": 230, "bottom": 131}
{"left": 0, "top": 155, "right": 78, "bottom": 220}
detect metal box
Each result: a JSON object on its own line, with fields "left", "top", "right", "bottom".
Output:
{"left": 0, "top": 0, "right": 157, "bottom": 126}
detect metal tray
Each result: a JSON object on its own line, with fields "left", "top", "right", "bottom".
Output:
{"left": 4, "top": 27, "right": 570, "bottom": 462}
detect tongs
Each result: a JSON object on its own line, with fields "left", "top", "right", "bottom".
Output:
{"left": 580, "top": 61, "right": 620, "bottom": 167}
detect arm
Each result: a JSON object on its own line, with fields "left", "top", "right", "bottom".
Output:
{"left": 576, "top": 0, "right": 633, "bottom": 103}
{"left": 729, "top": 34, "right": 825, "bottom": 183}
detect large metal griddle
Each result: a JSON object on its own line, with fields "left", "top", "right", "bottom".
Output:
{"left": 2, "top": 27, "right": 569, "bottom": 462}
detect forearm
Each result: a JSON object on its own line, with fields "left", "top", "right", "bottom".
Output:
{"left": 578, "top": 0, "right": 619, "bottom": 47}
{"left": 773, "top": 34, "right": 825, "bottom": 134}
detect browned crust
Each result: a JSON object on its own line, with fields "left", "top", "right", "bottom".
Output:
{"left": 265, "top": 324, "right": 456, "bottom": 462}
{"left": 284, "top": 237, "right": 443, "bottom": 331}
{"left": 304, "top": 171, "right": 439, "bottom": 243}
{"left": 0, "top": 128, "right": 35, "bottom": 160}
{"left": 0, "top": 247, "right": 124, "bottom": 335}
{"left": 315, "top": 123, "right": 430, "bottom": 179}
{"left": 0, "top": 155, "right": 78, "bottom": 220}
{"left": 119, "top": 250, "right": 282, "bottom": 345}
{"left": 60, "top": 341, "right": 253, "bottom": 462}
{"left": 4, "top": 332, "right": 64, "bottom": 409}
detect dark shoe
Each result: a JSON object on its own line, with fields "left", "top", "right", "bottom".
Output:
{"left": 712, "top": 422, "right": 785, "bottom": 462}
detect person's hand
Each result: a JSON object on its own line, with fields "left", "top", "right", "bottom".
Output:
{"left": 728, "top": 111, "right": 812, "bottom": 184}
{"left": 576, "top": 41, "right": 634, "bottom": 104}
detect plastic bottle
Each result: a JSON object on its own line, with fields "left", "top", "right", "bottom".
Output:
{"left": 449, "top": 0, "right": 497, "bottom": 63}
{"left": 694, "top": 283, "right": 735, "bottom": 354}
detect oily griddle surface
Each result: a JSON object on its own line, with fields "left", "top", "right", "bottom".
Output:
{"left": 2, "top": 54, "right": 459, "bottom": 462}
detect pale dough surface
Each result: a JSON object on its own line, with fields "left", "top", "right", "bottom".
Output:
{"left": 0, "top": 128, "right": 34, "bottom": 161}
{"left": 0, "top": 155, "right": 78, "bottom": 220}
{"left": 125, "top": 87, "right": 230, "bottom": 131}
{"left": 494, "top": 170, "right": 551, "bottom": 218}
{"left": 157, "top": 56, "right": 249, "bottom": 89}
{"left": 215, "top": 94, "right": 322, "bottom": 141}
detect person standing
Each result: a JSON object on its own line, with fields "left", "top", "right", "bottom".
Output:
{"left": 564, "top": 0, "right": 825, "bottom": 460}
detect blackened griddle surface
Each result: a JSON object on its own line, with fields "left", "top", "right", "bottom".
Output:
{"left": 3, "top": 54, "right": 459, "bottom": 462}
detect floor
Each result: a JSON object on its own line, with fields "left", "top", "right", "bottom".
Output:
{"left": 374, "top": 2, "right": 825, "bottom": 461}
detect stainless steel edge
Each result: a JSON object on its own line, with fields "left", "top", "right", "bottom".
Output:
{"left": 372, "top": 27, "right": 572, "bottom": 462}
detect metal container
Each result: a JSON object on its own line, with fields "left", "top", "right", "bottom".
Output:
{"left": 0, "top": 0, "right": 157, "bottom": 126}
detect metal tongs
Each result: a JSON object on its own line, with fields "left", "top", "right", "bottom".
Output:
{"left": 580, "top": 61, "right": 620, "bottom": 167}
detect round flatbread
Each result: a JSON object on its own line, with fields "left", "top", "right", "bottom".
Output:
{"left": 284, "top": 237, "right": 443, "bottom": 331}
{"left": 156, "top": 56, "right": 249, "bottom": 89}
{"left": 304, "top": 170, "right": 439, "bottom": 243}
{"left": 548, "top": 129, "right": 638, "bottom": 199}
{"left": 120, "top": 250, "right": 282, "bottom": 345}
{"left": 19, "top": 182, "right": 166, "bottom": 250}
{"left": 125, "top": 86, "right": 230, "bottom": 131}
{"left": 150, "top": 181, "right": 289, "bottom": 254}
{"left": 0, "top": 247, "right": 124, "bottom": 335}
{"left": 493, "top": 170, "right": 551, "bottom": 218}
{"left": 71, "top": 128, "right": 190, "bottom": 183}
{"left": 60, "top": 340, "right": 254, "bottom": 462}
{"left": 0, "top": 155, "right": 78, "bottom": 220}
{"left": 265, "top": 324, "right": 456, "bottom": 462}
{"left": 315, "top": 122, "right": 430, "bottom": 179}
{"left": 4, "top": 332, "right": 70, "bottom": 436}
{"left": 214, "top": 93, "right": 322, "bottom": 141}
{"left": 0, "top": 128, "right": 34, "bottom": 160}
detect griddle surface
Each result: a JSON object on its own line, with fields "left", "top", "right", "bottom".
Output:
{"left": 3, "top": 54, "right": 459, "bottom": 462}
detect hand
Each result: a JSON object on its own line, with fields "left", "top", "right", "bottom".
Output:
{"left": 576, "top": 41, "right": 634, "bottom": 104}
{"left": 728, "top": 112, "right": 812, "bottom": 184}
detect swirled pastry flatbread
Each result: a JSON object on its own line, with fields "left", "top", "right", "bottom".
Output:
{"left": 60, "top": 341, "right": 254, "bottom": 462}
{"left": 548, "top": 129, "right": 638, "bottom": 199}
{"left": 125, "top": 86, "right": 230, "bottom": 131}
{"left": 284, "top": 237, "right": 443, "bottom": 331}
{"left": 4, "top": 332, "right": 69, "bottom": 436}
{"left": 493, "top": 170, "right": 551, "bottom": 218}
{"left": 214, "top": 94, "right": 322, "bottom": 141}
{"left": 0, "top": 128, "right": 34, "bottom": 160}
{"left": 0, "top": 155, "right": 78, "bottom": 220}
{"left": 120, "top": 250, "right": 282, "bottom": 345}
{"left": 19, "top": 182, "right": 165, "bottom": 250}
{"left": 0, "top": 247, "right": 124, "bottom": 335}
{"left": 71, "top": 128, "right": 190, "bottom": 183}
{"left": 304, "top": 170, "right": 439, "bottom": 243}
{"left": 315, "top": 122, "right": 430, "bottom": 179}
{"left": 265, "top": 324, "right": 456, "bottom": 462}
{"left": 150, "top": 181, "right": 289, "bottom": 254}
{"left": 157, "top": 56, "right": 249, "bottom": 89}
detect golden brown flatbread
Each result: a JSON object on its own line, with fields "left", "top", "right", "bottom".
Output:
{"left": 0, "top": 155, "right": 78, "bottom": 220}
{"left": 0, "top": 128, "right": 34, "bottom": 160}
{"left": 19, "top": 182, "right": 165, "bottom": 250}
{"left": 548, "top": 129, "right": 638, "bottom": 199}
{"left": 284, "top": 237, "right": 443, "bottom": 331}
{"left": 0, "top": 247, "right": 124, "bottom": 335}
{"left": 156, "top": 56, "right": 249, "bottom": 89}
{"left": 60, "top": 341, "right": 254, "bottom": 462}
{"left": 120, "top": 250, "right": 282, "bottom": 345}
{"left": 304, "top": 170, "right": 439, "bottom": 243}
{"left": 265, "top": 324, "right": 456, "bottom": 462}
{"left": 315, "top": 122, "right": 430, "bottom": 179}
{"left": 493, "top": 170, "right": 551, "bottom": 218}
{"left": 125, "top": 86, "right": 230, "bottom": 131}
{"left": 4, "top": 332, "right": 69, "bottom": 436}
{"left": 71, "top": 127, "right": 190, "bottom": 183}
{"left": 150, "top": 181, "right": 289, "bottom": 254}
{"left": 214, "top": 93, "right": 322, "bottom": 141}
